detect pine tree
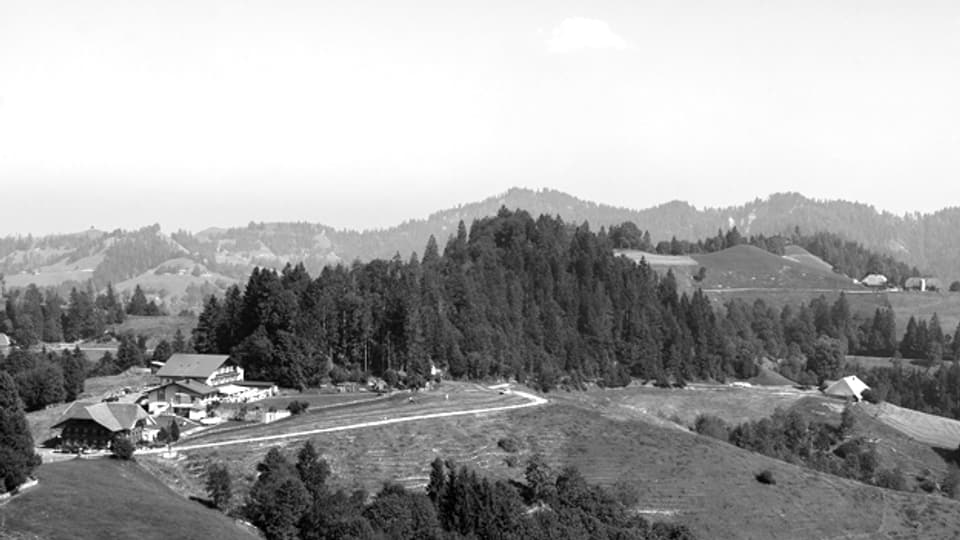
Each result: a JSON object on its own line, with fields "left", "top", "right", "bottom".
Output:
{"left": 295, "top": 441, "right": 330, "bottom": 500}
{"left": 151, "top": 340, "right": 173, "bottom": 364}
{"left": 60, "top": 347, "right": 87, "bottom": 402}
{"left": 206, "top": 462, "right": 232, "bottom": 510}
{"left": 169, "top": 417, "right": 181, "bottom": 442}
{"left": 126, "top": 285, "right": 149, "bottom": 316}
{"left": 245, "top": 448, "right": 311, "bottom": 540}
{"left": 172, "top": 328, "right": 187, "bottom": 353}
{"left": 0, "top": 371, "right": 40, "bottom": 492}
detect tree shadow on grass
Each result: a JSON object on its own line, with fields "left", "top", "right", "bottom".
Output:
{"left": 189, "top": 496, "right": 219, "bottom": 510}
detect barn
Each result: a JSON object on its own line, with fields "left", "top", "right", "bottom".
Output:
{"left": 823, "top": 376, "right": 870, "bottom": 401}
{"left": 861, "top": 274, "right": 888, "bottom": 289}
{"left": 905, "top": 277, "right": 943, "bottom": 292}
{"left": 52, "top": 402, "right": 156, "bottom": 449}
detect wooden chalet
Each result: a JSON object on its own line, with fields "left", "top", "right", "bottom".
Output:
{"left": 52, "top": 402, "right": 155, "bottom": 449}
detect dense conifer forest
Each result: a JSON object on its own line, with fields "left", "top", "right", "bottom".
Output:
{"left": 191, "top": 209, "right": 750, "bottom": 390}
{"left": 187, "top": 208, "right": 958, "bottom": 394}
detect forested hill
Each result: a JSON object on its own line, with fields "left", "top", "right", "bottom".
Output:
{"left": 190, "top": 208, "right": 925, "bottom": 391}
{"left": 1, "top": 189, "right": 958, "bottom": 311}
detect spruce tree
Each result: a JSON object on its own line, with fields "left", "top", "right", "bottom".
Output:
{"left": 0, "top": 371, "right": 40, "bottom": 493}
{"left": 205, "top": 462, "right": 233, "bottom": 510}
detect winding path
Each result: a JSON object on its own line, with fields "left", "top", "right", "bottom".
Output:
{"left": 139, "top": 389, "right": 547, "bottom": 455}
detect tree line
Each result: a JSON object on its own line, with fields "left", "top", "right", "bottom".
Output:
{"left": 205, "top": 440, "right": 695, "bottom": 540}
{"left": 2, "top": 283, "right": 166, "bottom": 348}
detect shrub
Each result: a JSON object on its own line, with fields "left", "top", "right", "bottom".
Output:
{"left": 329, "top": 365, "right": 350, "bottom": 385}
{"left": 504, "top": 455, "right": 518, "bottom": 468}
{"left": 875, "top": 468, "right": 907, "bottom": 491}
{"left": 287, "top": 401, "right": 310, "bottom": 415}
{"left": 756, "top": 470, "right": 776, "bottom": 485}
{"left": 234, "top": 404, "right": 249, "bottom": 421}
{"left": 111, "top": 435, "right": 136, "bottom": 460}
{"left": 918, "top": 477, "right": 938, "bottom": 493}
{"left": 497, "top": 437, "right": 520, "bottom": 453}
{"left": 942, "top": 467, "right": 960, "bottom": 498}
{"left": 383, "top": 369, "right": 399, "bottom": 388}
{"left": 694, "top": 414, "right": 730, "bottom": 441}
{"left": 404, "top": 373, "right": 426, "bottom": 390}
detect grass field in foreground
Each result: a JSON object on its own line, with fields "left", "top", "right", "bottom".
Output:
{"left": 0, "top": 459, "right": 259, "bottom": 540}
{"left": 143, "top": 397, "right": 960, "bottom": 540}
{"left": 137, "top": 383, "right": 960, "bottom": 539}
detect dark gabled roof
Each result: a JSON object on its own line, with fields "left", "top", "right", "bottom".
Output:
{"left": 156, "top": 354, "right": 232, "bottom": 379}
{"left": 52, "top": 401, "right": 152, "bottom": 432}
{"left": 151, "top": 379, "right": 218, "bottom": 396}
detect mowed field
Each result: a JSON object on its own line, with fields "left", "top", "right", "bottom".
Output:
{"left": 180, "top": 382, "right": 529, "bottom": 447}
{"left": 866, "top": 401, "right": 960, "bottom": 450}
{"left": 135, "top": 382, "right": 960, "bottom": 539}
{"left": 0, "top": 459, "right": 259, "bottom": 540}
{"left": 109, "top": 315, "right": 198, "bottom": 346}
{"left": 550, "top": 383, "right": 824, "bottom": 428}
{"left": 614, "top": 250, "right": 698, "bottom": 266}
{"left": 692, "top": 245, "right": 861, "bottom": 291}
{"left": 885, "top": 291, "right": 960, "bottom": 340}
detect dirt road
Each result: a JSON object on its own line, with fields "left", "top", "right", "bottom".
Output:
{"left": 139, "top": 388, "right": 547, "bottom": 455}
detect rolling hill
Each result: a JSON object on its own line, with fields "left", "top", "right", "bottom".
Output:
{"left": 691, "top": 244, "right": 860, "bottom": 290}
{"left": 139, "top": 383, "right": 960, "bottom": 540}
{"left": 2, "top": 189, "right": 959, "bottom": 312}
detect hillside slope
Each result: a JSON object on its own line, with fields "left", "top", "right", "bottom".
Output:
{"left": 690, "top": 245, "right": 861, "bottom": 290}
{"left": 0, "top": 459, "right": 259, "bottom": 540}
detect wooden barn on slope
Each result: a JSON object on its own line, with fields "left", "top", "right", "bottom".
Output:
{"left": 52, "top": 401, "right": 156, "bottom": 449}
{"left": 823, "top": 376, "right": 870, "bottom": 401}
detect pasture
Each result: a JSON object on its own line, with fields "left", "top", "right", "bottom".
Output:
{"left": 885, "top": 291, "right": 960, "bottom": 340}
{"left": 0, "top": 459, "right": 259, "bottom": 540}
{"left": 613, "top": 250, "right": 698, "bottom": 266}
{"left": 143, "top": 391, "right": 960, "bottom": 540}
{"left": 692, "top": 244, "right": 860, "bottom": 291}
{"left": 181, "top": 382, "right": 528, "bottom": 447}
{"left": 551, "top": 383, "right": 822, "bottom": 428}
{"left": 133, "top": 381, "right": 960, "bottom": 539}
{"left": 109, "top": 314, "right": 198, "bottom": 346}
{"left": 866, "top": 401, "right": 960, "bottom": 450}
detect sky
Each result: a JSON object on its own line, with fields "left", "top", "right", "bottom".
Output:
{"left": 2, "top": 0, "right": 960, "bottom": 235}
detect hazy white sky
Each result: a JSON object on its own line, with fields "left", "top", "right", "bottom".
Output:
{"left": 2, "top": 0, "right": 959, "bottom": 234}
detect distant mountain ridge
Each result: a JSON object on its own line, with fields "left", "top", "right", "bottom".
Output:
{"left": 1, "top": 188, "right": 958, "bottom": 311}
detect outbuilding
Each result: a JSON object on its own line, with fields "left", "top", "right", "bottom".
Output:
{"left": 823, "top": 375, "right": 870, "bottom": 401}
